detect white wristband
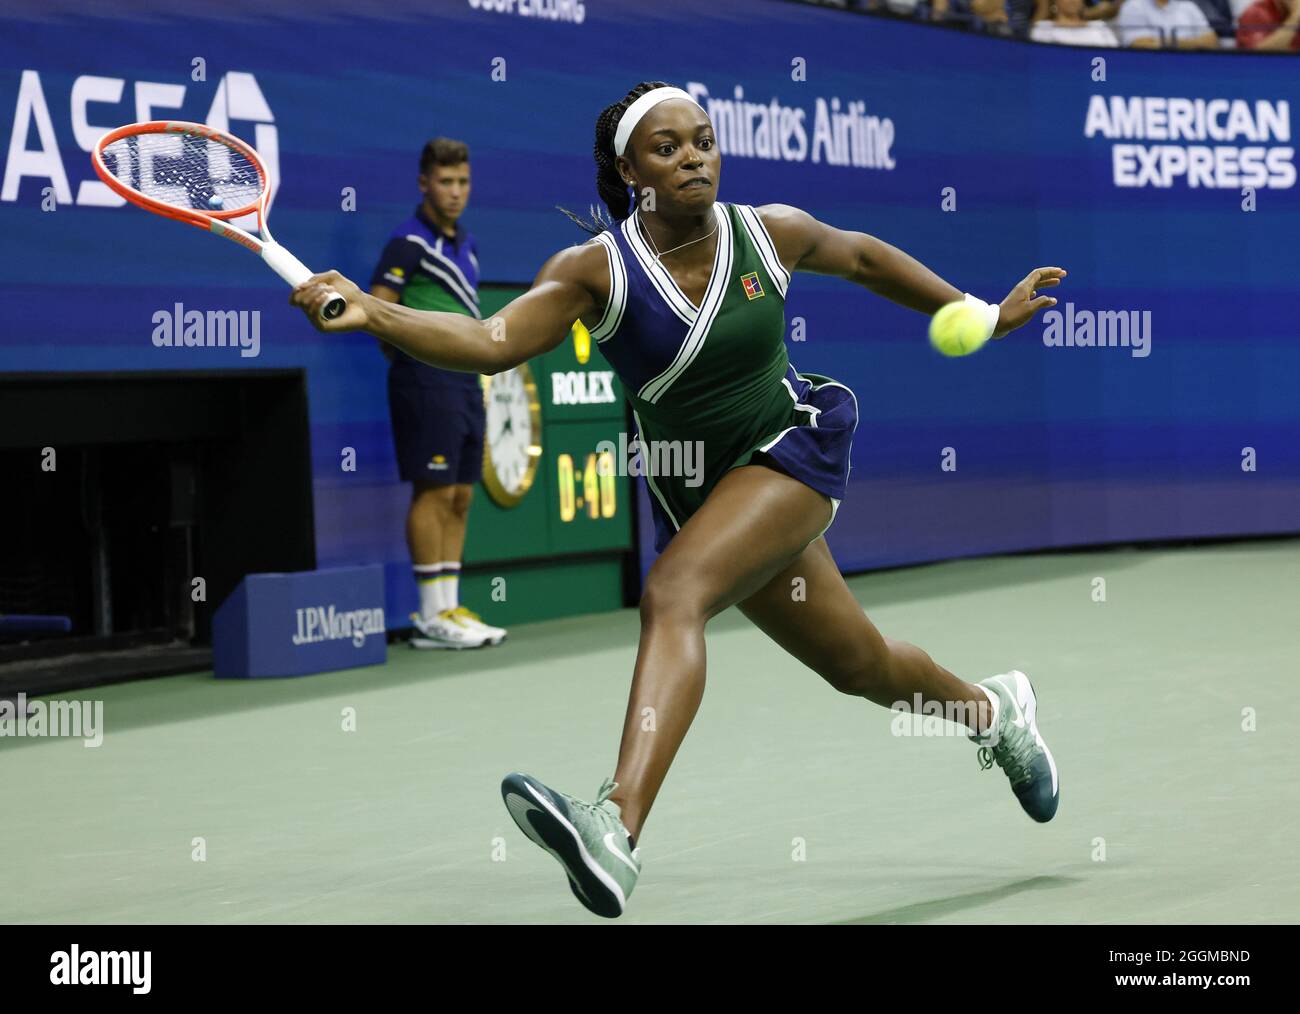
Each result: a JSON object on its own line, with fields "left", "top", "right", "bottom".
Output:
{"left": 963, "top": 292, "right": 1000, "bottom": 340}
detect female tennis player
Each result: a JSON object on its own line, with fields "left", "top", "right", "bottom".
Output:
{"left": 291, "top": 81, "right": 1064, "bottom": 919}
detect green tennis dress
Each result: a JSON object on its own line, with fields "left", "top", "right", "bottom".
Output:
{"left": 587, "top": 201, "right": 858, "bottom": 552}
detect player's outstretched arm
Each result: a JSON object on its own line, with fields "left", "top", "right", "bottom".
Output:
{"left": 290, "top": 241, "right": 606, "bottom": 374}
{"left": 757, "top": 203, "right": 1064, "bottom": 338}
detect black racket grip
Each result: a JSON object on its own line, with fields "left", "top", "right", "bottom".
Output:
{"left": 321, "top": 292, "right": 347, "bottom": 321}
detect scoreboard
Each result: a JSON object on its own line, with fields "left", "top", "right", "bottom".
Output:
{"left": 459, "top": 285, "right": 634, "bottom": 625}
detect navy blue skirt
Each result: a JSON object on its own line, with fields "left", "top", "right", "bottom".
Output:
{"left": 647, "top": 365, "right": 859, "bottom": 553}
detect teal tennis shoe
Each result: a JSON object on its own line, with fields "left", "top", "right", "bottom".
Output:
{"left": 971, "top": 670, "right": 1060, "bottom": 823}
{"left": 502, "top": 772, "right": 641, "bottom": 918}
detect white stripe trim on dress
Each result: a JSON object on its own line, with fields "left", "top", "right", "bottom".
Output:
{"left": 792, "top": 367, "right": 860, "bottom": 484}
{"left": 758, "top": 425, "right": 798, "bottom": 454}
{"left": 630, "top": 206, "right": 725, "bottom": 317}
{"left": 632, "top": 409, "right": 681, "bottom": 532}
{"left": 757, "top": 377, "right": 815, "bottom": 455}
{"left": 793, "top": 368, "right": 860, "bottom": 436}
{"left": 620, "top": 215, "right": 697, "bottom": 326}
{"left": 760, "top": 369, "right": 857, "bottom": 458}
{"left": 637, "top": 204, "right": 732, "bottom": 405}
{"left": 588, "top": 233, "right": 627, "bottom": 344}
{"left": 735, "top": 204, "right": 790, "bottom": 299}
{"left": 761, "top": 369, "right": 854, "bottom": 538}
{"left": 638, "top": 204, "right": 732, "bottom": 403}
{"left": 780, "top": 375, "right": 821, "bottom": 427}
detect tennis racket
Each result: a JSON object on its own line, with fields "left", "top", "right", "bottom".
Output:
{"left": 92, "top": 120, "right": 345, "bottom": 320}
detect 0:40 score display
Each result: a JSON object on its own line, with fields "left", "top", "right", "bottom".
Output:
{"left": 557, "top": 451, "right": 617, "bottom": 522}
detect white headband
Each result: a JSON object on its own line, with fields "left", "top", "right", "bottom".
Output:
{"left": 613, "top": 87, "right": 702, "bottom": 157}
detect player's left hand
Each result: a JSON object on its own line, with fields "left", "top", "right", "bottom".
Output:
{"left": 994, "top": 267, "right": 1066, "bottom": 338}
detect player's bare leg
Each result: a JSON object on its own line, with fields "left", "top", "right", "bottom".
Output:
{"left": 738, "top": 537, "right": 1058, "bottom": 823}
{"left": 736, "top": 536, "right": 992, "bottom": 720}
{"left": 606, "top": 464, "right": 835, "bottom": 840}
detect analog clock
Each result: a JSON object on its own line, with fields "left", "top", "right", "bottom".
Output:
{"left": 481, "top": 363, "right": 542, "bottom": 508}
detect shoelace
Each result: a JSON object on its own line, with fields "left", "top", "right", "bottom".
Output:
{"left": 428, "top": 610, "right": 475, "bottom": 634}
{"left": 977, "top": 730, "right": 1039, "bottom": 788}
{"left": 440, "top": 607, "right": 487, "bottom": 630}
{"left": 594, "top": 776, "right": 618, "bottom": 807}
{"left": 592, "top": 778, "right": 640, "bottom": 861}
{"left": 414, "top": 612, "right": 459, "bottom": 634}
{"left": 565, "top": 777, "right": 622, "bottom": 830}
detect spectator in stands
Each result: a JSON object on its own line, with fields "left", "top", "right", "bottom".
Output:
{"left": 930, "top": 0, "right": 960, "bottom": 24}
{"left": 1237, "top": 0, "right": 1300, "bottom": 47}
{"left": 971, "top": 0, "right": 1016, "bottom": 33}
{"left": 1031, "top": 0, "right": 1121, "bottom": 42}
{"left": 1033, "top": 0, "right": 1224, "bottom": 33}
{"left": 1188, "top": 0, "right": 1236, "bottom": 37}
{"left": 1113, "top": 0, "right": 1219, "bottom": 46}
{"left": 933, "top": 0, "right": 1030, "bottom": 34}
{"left": 1082, "top": 0, "right": 1126, "bottom": 17}
{"left": 1005, "top": 0, "right": 1038, "bottom": 30}
{"left": 1032, "top": 0, "right": 1126, "bottom": 22}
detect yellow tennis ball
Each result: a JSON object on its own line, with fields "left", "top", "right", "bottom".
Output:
{"left": 928, "top": 301, "right": 990, "bottom": 357}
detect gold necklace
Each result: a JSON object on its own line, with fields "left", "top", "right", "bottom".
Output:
{"left": 636, "top": 212, "right": 718, "bottom": 260}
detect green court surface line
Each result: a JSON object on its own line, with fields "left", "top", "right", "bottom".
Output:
{"left": 3, "top": 541, "right": 1297, "bottom": 924}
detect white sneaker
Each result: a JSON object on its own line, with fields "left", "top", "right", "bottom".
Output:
{"left": 409, "top": 610, "right": 487, "bottom": 650}
{"left": 447, "top": 606, "right": 507, "bottom": 646}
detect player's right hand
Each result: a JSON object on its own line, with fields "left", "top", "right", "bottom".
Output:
{"left": 290, "top": 270, "right": 369, "bottom": 331}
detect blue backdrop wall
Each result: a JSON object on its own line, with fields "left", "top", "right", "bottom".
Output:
{"left": 1, "top": 0, "right": 1296, "bottom": 597}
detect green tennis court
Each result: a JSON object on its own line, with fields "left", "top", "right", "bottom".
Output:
{"left": 4, "top": 540, "right": 1297, "bottom": 924}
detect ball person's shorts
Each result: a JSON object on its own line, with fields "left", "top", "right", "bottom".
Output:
{"left": 387, "top": 374, "right": 485, "bottom": 485}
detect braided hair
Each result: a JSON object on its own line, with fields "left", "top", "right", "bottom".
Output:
{"left": 557, "top": 80, "right": 671, "bottom": 236}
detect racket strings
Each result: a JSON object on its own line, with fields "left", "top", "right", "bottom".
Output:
{"left": 100, "top": 132, "right": 263, "bottom": 213}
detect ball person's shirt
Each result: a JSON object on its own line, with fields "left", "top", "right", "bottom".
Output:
{"left": 370, "top": 204, "right": 482, "bottom": 389}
